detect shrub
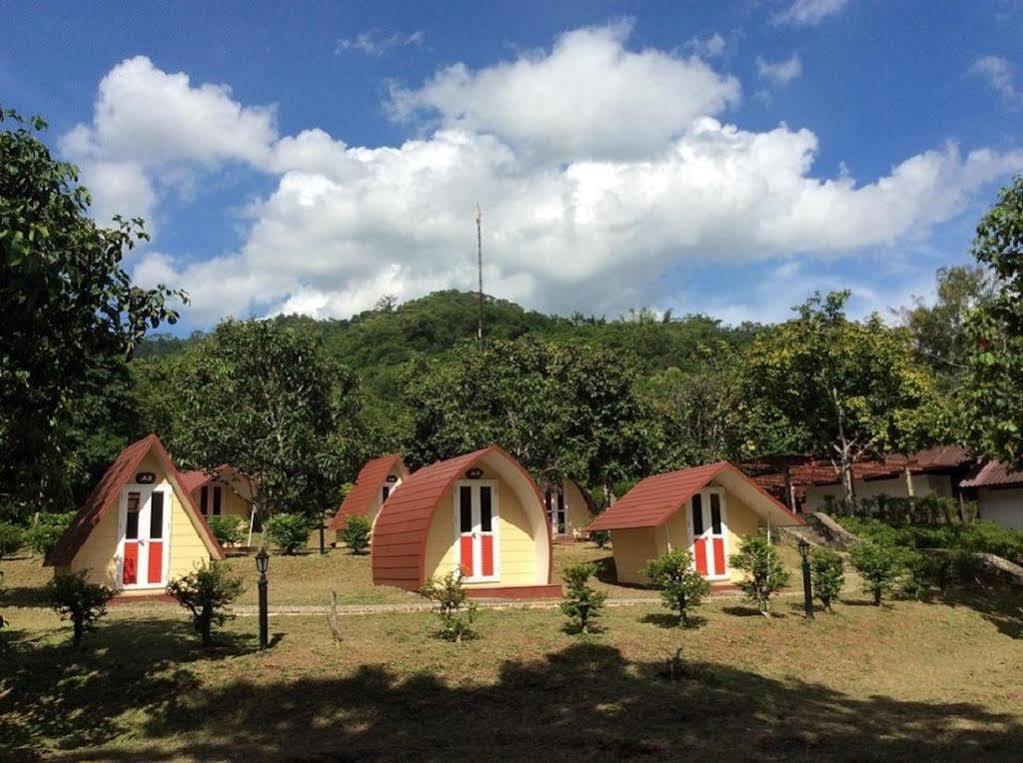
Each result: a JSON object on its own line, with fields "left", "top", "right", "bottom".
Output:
{"left": 849, "top": 539, "right": 906, "bottom": 605}
{"left": 590, "top": 530, "right": 611, "bottom": 550}
{"left": 265, "top": 513, "right": 311, "bottom": 555}
{"left": 209, "top": 515, "right": 246, "bottom": 546}
{"left": 46, "top": 571, "right": 114, "bottom": 647}
{"left": 23, "top": 512, "right": 75, "bottom": 556}
{"left": 644, "top": 550, "right": 710, "bottom": 627}
{"left": 730, "top": 534, "right": 790, "bottom": 615}
{"left": 0, "top": 522, "right": 24, "bottom": 560}
{"left": 167, "top": 562, "right": 245, "bottom": 646}
{"left": 809, "top": 547, "right": 845, "bottom": 612}
{"left": 341, "top": 515, "right": 372, "bottom": 555}
{"left": 418, "top": 569, "right": 478, "bottom": 642}
{"left": 560, "top": 562, "right": 606, "bottom": 634}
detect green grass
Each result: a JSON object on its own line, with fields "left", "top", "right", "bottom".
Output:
{"left": 2, "top": 586, "right": 1021, "bottom": 760}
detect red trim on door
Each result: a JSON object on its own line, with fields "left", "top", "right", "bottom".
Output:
{"left": 693, "top": 538, "right": 708, "bottom": 575}
{"left": 459, "top": 535, "right": 474, "bottom": 576}
{"left": 123, "top": 543, "right": 138, "bottom": 584}
{"left": 147, "top": 541, "right": 163, "bottom": 583}
{"left": 481, "top": 534, "right": 494, "bottom": 576}
{"left": 712, "top": 538, "right": 726, "bottom": 576}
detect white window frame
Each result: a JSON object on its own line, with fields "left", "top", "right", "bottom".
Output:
{"left": 688, "top": 487, "right": 729, "bottom": 581}
{"left": 452, "top": 479, "right": 501, "bottom": 583}
{"left": 115, "top": 483, "right": 172, "bottom": 590}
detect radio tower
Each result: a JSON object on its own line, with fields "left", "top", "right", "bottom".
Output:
{"left": 475, "top": 203, "right": 483, "bottom": 345}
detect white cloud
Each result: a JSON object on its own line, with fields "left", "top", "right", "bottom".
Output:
{"left": 773, "top": 0, "right": 850, "bottom": 27}
{"left": 968, "top": 55, "right": 1023, "bottom": 109}
{"left": 756, "top": 53, "right": 803, "bottom": 86}
{"left": 335, "top": 30, "right": 425, "bottom": 56}
{"left": 64, "top": 33, "right": 1023, "bottom": 326}
{"left": 387, "top": 21, "right": 741, "bottom": 161}
{"left": 683, "top": 33, "right": 727, "bottom": 59}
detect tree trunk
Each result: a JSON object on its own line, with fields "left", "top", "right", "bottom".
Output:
{"left": 873, "top": 588, "right": 882, "bottom": 606}
{"left": 904, "top": 465, "right": 916, "bottom": 519}
{"left": 73, "top": 617, "right": 84, "bottom": 648}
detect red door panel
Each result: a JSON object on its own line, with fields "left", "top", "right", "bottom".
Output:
{"left": 459, "top": 535, "right": 474, "bottom": 576}
{"left": 123, "top": 543, "right": 138, "bottom": 585}
{"left": 712, "top": 538, "right": 726, "bottom": 576}
{"left": 481, "top": 535, "right": 494, "bottom": 577}
{"left": 147, "top": 541, "right": 163, "bottom": 583}
{"left": 693, "top": 538, "right": 708, "bottom": 575}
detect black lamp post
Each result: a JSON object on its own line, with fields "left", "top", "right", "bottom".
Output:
{"left": 255, "top": 547, "right": 270, "bottom": 648}
{"left": 798, "top": 538, "right": 814, "bottom": 620}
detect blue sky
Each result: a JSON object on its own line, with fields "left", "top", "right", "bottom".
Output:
{"left": 3, "top": 0, "right": 1022, "bottom": 330}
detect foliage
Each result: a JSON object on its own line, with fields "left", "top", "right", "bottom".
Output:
{"left": 836, "top": 516, "right": 1023, "bottom": 566}
{"left": 340, "top": 515, "right": 372, "bottom": 555}
{"left": 560, "top": 562, "right": 606, "bottom": 634}
{"left": 0, "top": 521, "right": 24, "bottom": 559}
{"left": 418, "top": 569, "right": 478, "bottom": 642}
{"left": 45, "top": 571, "right": 114, "bottom": 647}
{"left": 265, "top": 513, "right": 312, "bottom": 555}
{"left": 644, "top": 550, "right": 710, "bottom": 627}
{"left": 24, "top": 512, "right": 75, "bottom": 556}
{"left": 809, "top": 547, "right": 845, "bottom": 612}
{"left": 590, "top": 530, "right": 611, "bottom": 550}
{"left": 730, "top": 534, "right": 791, "bottom": 615}
{"left": 849, "top": 539, "right": 907, "bottom": 605}
{"left": 962, "top": 175, "right": 1023, "bottom": 469}
{"left": 167, "top": 562, "right": 245, "bottom": 646}
{"left": 208, "top": 515, "right": 246, "bottom": 547}
{"left": 0, "top": 108, "right": 182, "bottom": 513}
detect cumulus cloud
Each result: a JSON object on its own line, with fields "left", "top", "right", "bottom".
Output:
{"left": 756, "top": 53, "right": 803, "bottom": 86}
{"left": 682, "top": 32, "right": 727, "bottom": 59}
{"left": 772, "top": 0, "right": 850, "bottom": 27}
{"left": 386, "top": 21, "right": 742, "bottom": 161}
{"left": 335, "top": 30, "right": 425, "bottom": 56}
{"left": 968, "top": 55, "right": 1023, "bottom": 109}
{"left": 65, "top": 31, "right": 1023, "bottom": 326}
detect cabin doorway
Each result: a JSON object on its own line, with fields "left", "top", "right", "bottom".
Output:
{"left": 455, "top": 481, "right": 499, "bottom": 582}
{"left": 117, "top": 486, "right": 170, "bottom": 589}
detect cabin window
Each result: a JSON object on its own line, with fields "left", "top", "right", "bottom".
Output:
{"left": 480, "top": 486, "right": 493, "bottom": 532}
{"left": 125, "top": 491, "right": 141, "bottom": 539}
{"left": 381, "top": 485, "right": 390, "bottom": 502}
{"left": 459, "top": 485, "right": 473, "bottom": 533}
{"left": 149, "top": 492, "right": 165, "bottom": 539}
{"left": 212, "top": 485, "right": 222, "bottom": 516}
{"left": 710, "top": 493, "right": 722, "bottom": 534}
{"left": 691, "top": 493, "right": 704, "bottom": 535}
{"left": 545, "top": 488, "right": 567, "bottom": 536}
{"left": 200, "top": 486, "right": 209, "bottom": 516}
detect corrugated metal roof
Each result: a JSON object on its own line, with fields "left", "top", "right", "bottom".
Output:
{"left": 328, "top": 454, "right": 407, "bottom": 530}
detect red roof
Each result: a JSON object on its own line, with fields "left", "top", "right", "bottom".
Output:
{"left": 961, "top": 461, "right": 1023, "bottom": 488}
{"left": 328, "top": 454, "right": 407, "bottom": 530}
{"left": 177, "top": 464, "right": 255, "bottom": 497}
{"left": 587, "top": 461, "right": 803, "bottom": 531}
{"left": 46, "top": 434, "right": 224, "bottom": 567}
{"left": 371, "top": 446, "right": 549, "bottom": 590}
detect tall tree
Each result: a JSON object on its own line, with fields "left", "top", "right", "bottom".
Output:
{"left": 1, "top": 108, "right": 181, "bottom": 515}
{"left": 164, "top": 320, "right": 366, "bottom": 520}
{"left": 734, "top": 291, "right": 936, "bottom": 506}
{"left": 962, "top": 175, "right": 1023, "bottom": 468}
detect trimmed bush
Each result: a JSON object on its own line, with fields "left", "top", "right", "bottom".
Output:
{"left": 809, "top": 546, "right": 845, "bottom": 612}
{"left": 850, "top": 539, "right": 906, "bottom": 605}
{"left": 341, "top": 515, "right": 372, "bottom": 555}
{"left": 265, "top": 513, "right": 312, "bottom": 555}
{"left": 209, "top": 515, "right": 246, "bottom": 546}
{"left": 730, "top": 534, "right": 790, "bottom": 615}
{"left": 590, "top": 530, "right": 611, "bottom": 550}
{"left": 418, "top": 570, "right": 478, "bottom": 642}
{"left": 560, "top": 562, "right": 606, "bottom": 634}
{"left": 644, "top": 550, "right": 710, "bottom": 627}
{"left": 0, "top": 522, "right": 24, "bottom": 560}
{"left": 46, "top": 571, "right": 114, "bottom": 647}
{"left": 167, "top": 562, "right": 245, "bottom": 646}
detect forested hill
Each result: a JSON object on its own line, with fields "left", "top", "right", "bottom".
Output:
{"left": 135, "top": 289, "right": 764, "bottom": 378}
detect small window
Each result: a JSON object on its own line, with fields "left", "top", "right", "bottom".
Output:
{"left": 556, "top": 490, "right": 566, "bottom": 534}
{"left": 212, "top": 486, "right": 222, "bottom": 516}
{"left": 480, "top": 486, "right": 492, "bottom": 532}
{"left": 710, "top": 493, "right": 722, "bottom": 534}
{"left": 200, "top": 486, "right": 209, "bottom": 516}
{"left": 381, "top": 485, "right": 390, "bottom": 502}
{"left": 126, "top": 492, "right": 141, "bottom": 539}
{"left": 691, "top": 493, "right": 704, "bottom": 535}
{"left": 149, "top": 492, "right": 164, "bottom": 539}
{"left": 459, "top": 486, "right": 472, "bottom": 533}
{"left": 544, "top": 489, "right": 553, "bottom": 521}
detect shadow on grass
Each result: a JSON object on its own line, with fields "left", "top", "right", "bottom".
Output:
{"left": 721, "top": 605, "right": 765, "bottom": 617}
{"left": 935, "top": 586, "right": 1023, "bottom": 640}
{"left": 640, "top": 612, "right": 706, "bottom": 630}
{"left": 1, "top": 584, "right": 50, "bottom": 607}
{"left": 5, "top": 617, "right": 1023, "bottom": 761}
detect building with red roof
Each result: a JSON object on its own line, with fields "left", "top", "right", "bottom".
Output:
{"left": 587, "top": 461, "right": 802, "bottom": 585}
{"left": 371, "top": 446, "right": 559, "bottom": 598}
{"left": 328, "top": 454, "right": 409, "bottom": 533}
{"left": 962, "top": 461, "right": 1023, "bottom": 530}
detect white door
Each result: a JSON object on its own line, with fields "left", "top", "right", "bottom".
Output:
{"left": 689, "top": 489, "right": 728, "bottom": 580}
{"left": 117, "top": 486, "right": 170, "bottom": 589}
{"left": 454, "top": 481, "right": 499, "bottom": 582}
{"left": 545, "top": 487, "right": 567, "bottom": 537}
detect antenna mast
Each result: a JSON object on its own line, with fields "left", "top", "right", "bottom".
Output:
{"left": 475, "top": 203, "right": 483, "bottom": 344}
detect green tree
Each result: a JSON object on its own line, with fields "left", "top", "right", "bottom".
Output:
{"left": 46, "top": 571, "right": 114, "bottom": 647}
{"left": 560, "top": 561, "right": 606, "bottom": 634}
{"left": 1, "top": 108, "right": 182, "bottom": 514}
{"left": 167, "top": 562, "right": 245, "bottom": 646}
{"left": 730, "top": 534, "right": 790, "bottom": 615}
{"left": 644, "top": 550, "right": 711, "bottom": 627}
{"left": 734, "top": 291, "right": 937, "bottom": 507}
{"left": 340, "top": 515, "right": 372, "bottom": 555}
{"left": 809, "top": 546, "right": 845, "bottom": 612}
{"left": 265, "top": 513, "right": 312, "bottom": 555}
{"left": 849, "top": 539, "right": 905, "bottom": 605}
{"left": 962, "top": 176, "right": 1023, "bottom": 469}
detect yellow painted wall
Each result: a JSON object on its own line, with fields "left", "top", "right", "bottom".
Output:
{"left": 69, "top": 451, "right": 213, "bottom": 590}
{"left": 608, "top": 527, "right": 661, "bottom": 584}
{"left": 424, "top": 466, "right": 543, "bottom": 587}
{"left": 193, "top": 479, "right": 252, "bottom": 521}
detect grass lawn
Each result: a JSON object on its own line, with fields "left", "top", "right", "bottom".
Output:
{"left": 2, "top": 582, "right": 1021, "bottom": 760}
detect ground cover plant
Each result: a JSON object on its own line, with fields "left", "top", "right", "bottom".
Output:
{"left": 838, "top": 515, "right": 1023, "bottom": 566}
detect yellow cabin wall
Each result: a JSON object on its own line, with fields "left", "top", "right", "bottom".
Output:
{"left": 424, "top": 466, "right": 544, "bottom": 587}
{"left": 68, "top": 495, "right": 121, "bottom": 587}
{"left": 192, "top": 478, "right": 252, "bottom": 522}
{"left": 608, "top": 528, "right": 660, "bottom": 584}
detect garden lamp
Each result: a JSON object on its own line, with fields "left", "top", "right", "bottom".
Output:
{"left": 256, "top": 546, "right": 270, "bottom": 647}
{"left": 798, "top": 538, "right": 814, "bottom": 620}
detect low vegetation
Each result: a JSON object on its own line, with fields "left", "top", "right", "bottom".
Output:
{"left": 340, "top": 515, "right": 372, "bottom": 555}
{"left": 560, "top": 561, "right": 606, "bottom": 634}
{"left": 730, "top": 534, "right": 790, "bottom": 615}
{"left": 418, "top": 570, "right": 478, "bottom": 642}
{"left": 166, "top": 562, "right": 245, "bottom": 646}
{"left": 45, "top": 571, "right": 114, "bottom": 647}
{"left": 809, "top": 546, "right": 845, "bottom": 612}
{"left": 849, "top": 539, "right": 906, "bottom": 606}
{"left": 644, "top": 550, "right": 710, "bottom": 627}
{"left": 265, "top": 513, "right": 311, "bottom": 555}
{"left": 209, "top": 515, "right": 246, "bottom": 546}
